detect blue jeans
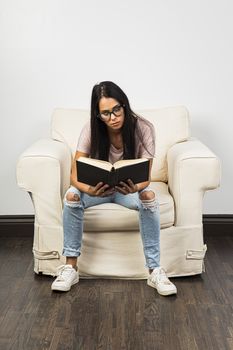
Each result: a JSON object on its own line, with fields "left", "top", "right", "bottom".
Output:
{"left": 62, "top": 186, "right": 160, "bottom": 269}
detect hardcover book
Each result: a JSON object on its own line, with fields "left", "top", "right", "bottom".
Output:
{"left": 76, "top": 157, "right": 150, "bottom": 187}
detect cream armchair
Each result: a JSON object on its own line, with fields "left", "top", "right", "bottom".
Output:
{"left": 16, "top": 106, "right": 221, "bottom": 279}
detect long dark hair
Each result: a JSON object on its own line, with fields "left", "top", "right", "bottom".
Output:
{"left": 90, "top": 81, "right": 154, "bottom": 161}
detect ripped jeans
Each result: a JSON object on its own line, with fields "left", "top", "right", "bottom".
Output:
{"left": 62, "top": 186, "right": 160, "bottom": 269}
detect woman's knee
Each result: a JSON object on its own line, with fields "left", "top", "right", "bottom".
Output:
{"left": 66, "top": 192, "right": 80, "bottom": 202}
{"left": 139, "top": 190, "right": 155, "bottom": 201}
{"left": 139, "top": 190, "right": 159, "bottom": 212}
{"left": 64, "top": 191, "right": 81, "bottom": 208}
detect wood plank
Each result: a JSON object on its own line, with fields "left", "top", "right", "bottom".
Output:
{"left": 0, "top": 234, "right": 232, "bottom": 350}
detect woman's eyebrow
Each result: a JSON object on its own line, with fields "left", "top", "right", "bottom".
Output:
{"left": 100, "top": 104, "right": 120, "bottom": 113}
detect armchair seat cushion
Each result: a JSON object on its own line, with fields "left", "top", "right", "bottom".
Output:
{"left": 83, "top": 182, "right": 174, "bottom": 232}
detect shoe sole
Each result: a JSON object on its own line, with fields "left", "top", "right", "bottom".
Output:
{"left": 51, "top": 277, "right": 79, "bottom": 292}
{"left": 147, "top": 279, "right": 177, "bottom": 296}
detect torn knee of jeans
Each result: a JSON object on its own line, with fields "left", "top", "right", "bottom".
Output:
{"left": 139, "top": 190, "right": 155, "bottom": 201}
{"left": 64, "top": 192, "right": 81, "bottom": 208}
{"left": 140, "top": 197, "right": 159, "bottom": 212}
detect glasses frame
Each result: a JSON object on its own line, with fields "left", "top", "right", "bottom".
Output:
{"left": 97, "top": 104, "right": 125, "bottom": 122}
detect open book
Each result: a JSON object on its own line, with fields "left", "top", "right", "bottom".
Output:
{"left": 76, "top": 157, "right": 150, "bottom": 187}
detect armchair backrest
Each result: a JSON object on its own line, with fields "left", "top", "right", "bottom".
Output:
{"left": 51, "top": 105, "right": 190, "bottom": 182}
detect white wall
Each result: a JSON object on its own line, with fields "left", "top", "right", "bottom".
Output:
{"left": 0, "top": 0, "right": 232, "bottom": 215}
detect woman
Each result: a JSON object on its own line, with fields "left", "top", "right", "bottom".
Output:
{"left": 51, "top": 81, "right": 177, "bottom": 296}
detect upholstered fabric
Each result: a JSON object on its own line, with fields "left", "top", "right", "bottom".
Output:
{"left": 16, "top": 105, "right": 221, "bottom": 278}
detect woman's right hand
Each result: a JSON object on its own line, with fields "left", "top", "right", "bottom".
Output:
{"left": 88, "top": 182, "right": 115, "bottom": 197}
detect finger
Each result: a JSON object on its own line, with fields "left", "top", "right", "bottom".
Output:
{"left": 95, "top": 182, "right": 104, "bottom": 191}
{"left": 98, "top": 184, "right": 109, "bottom": 195}
{"left": 102, "top": 189, "right": 115, "bottom": 197}
{"left": 115, "top": 185, "right": 128, "bottom": 194}
{"left": 127, "top": 179, "right": 138, "bottom": 192}
{"left": 100, "top": 184, "right": 110, "bottom": 192}
{"left": 105, "top": 187, "right": 115, "bottom": 194}
{"left": 119, "top": 182, "right": 131, "bottom": 191}
{"left": 127, "top": 179, "right": 134, "bottom": 187}
{"left": 98, "top": 189, "right": 105, "bottom": 196}
{"left": 97, "top": 184, "right": 109, "bottom": 192}
{"left": 119, "top": 181, "right": 130, "bottom": 189}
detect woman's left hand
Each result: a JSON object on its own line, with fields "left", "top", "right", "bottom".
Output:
{"left": 115, "top": 179, "right": 138, "bottom": 195}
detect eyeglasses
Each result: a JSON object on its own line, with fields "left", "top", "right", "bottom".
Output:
{"left": 98, "top": 104, "right": 125, "bottom": 121}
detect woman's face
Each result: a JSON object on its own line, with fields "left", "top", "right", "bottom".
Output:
{"left": 98, "top": 97, "right": 125, "bottom": 132}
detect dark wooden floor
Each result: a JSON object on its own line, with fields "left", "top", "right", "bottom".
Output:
{"left": 0, "top": 231, "right": 232, "bottom": 350}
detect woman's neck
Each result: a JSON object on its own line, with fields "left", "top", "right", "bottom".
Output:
{"left": 108, "top": 130, "right": 123, "bottom": 150}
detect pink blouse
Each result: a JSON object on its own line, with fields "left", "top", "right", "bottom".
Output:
{"left": 76, "top": 117, "right": 155, "bottom": 164}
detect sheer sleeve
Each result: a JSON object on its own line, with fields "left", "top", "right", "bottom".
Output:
{"left": 136, "top": 118, "right": 156, "bottom": 159}
{"left": 76, "top": 122, "right": 91, "bottom": 154}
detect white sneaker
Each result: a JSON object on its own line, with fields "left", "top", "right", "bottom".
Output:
{"left": 147, "top": 267, "right": 177, "bottom": 296}
{"left": 51, "top": 264, "right": 79, "bottom": 292}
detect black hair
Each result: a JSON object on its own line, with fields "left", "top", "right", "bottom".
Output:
{"left": 90, "top": 81, "right": 154, "bottom": 161}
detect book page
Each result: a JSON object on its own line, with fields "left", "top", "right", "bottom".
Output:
{"left": 78, "top": 157, "right": 112, "bottom": 172}
{"left": 113, "top": 158, "right": 148, "bottom": 169}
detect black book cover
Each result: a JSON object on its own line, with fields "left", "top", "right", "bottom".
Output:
{"left": 76, "top": 159, "right": 150, "bottom": 187}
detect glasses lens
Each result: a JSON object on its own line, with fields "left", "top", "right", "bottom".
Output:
{"left": 112, "top": 105, "right": 122, "bottom": 116}
{"left": 99, "top": 112, "right": 109, "bottom": 120}
{"left": 99, "top": 105, "right": 123, "bottom": 121}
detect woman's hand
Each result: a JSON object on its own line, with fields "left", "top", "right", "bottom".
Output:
{"left": 88, "top": 182, "right": 115, "bottom": 197}
{"left": 115, "top": 179, "right": 138, "bottom": 195}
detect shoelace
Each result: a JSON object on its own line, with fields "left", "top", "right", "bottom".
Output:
{"left": 56, "top": 265, "right": 74, "bottom": 282}
{"left": 151, "top": 268, "right": 172, "bottom": 285}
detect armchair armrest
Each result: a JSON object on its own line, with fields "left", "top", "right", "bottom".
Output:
{"left": 16, "top": 138, "right": 72, "bottom": 226}
{"left": 167, "top": 137, "right": 221, "bottom": 226}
